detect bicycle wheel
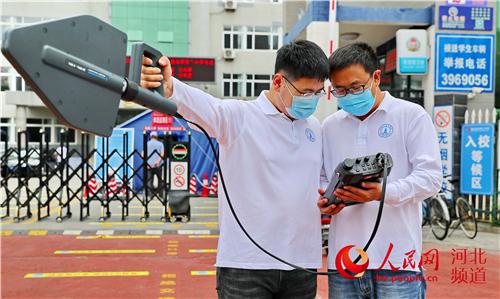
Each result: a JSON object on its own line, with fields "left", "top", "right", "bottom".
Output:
{"left": 429, "top": 196, "right": 450, "bottom": 240}
{"left": 422, "top": 198, "right": 430, "bottom": 227}
{"left": 455, "top": 197, "right": 478, "bottom": 239}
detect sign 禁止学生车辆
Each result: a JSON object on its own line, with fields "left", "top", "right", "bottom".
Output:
{"left": 435, "top": 33, "right": 495, "bottom": 93}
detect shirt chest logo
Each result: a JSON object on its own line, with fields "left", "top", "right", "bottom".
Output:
{"left": 378, "top": 124, "right": 393, "bottom": 138}
{"left": 305, "top": 128, "right": 316, "bottom": 142}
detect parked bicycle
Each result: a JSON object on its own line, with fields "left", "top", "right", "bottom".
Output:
{"left": 422, "top": 175, "right": 478, "bottom": 240}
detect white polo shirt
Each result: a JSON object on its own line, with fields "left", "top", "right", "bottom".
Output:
{"left": 170, "top": 77, "right": 323, "bottom": 270}
{"left": 321, "top": 92, "right": 442, "bottom": 271}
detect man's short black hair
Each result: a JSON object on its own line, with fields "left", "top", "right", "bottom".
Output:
{"left": 275, "top": 40, "right": 329, "bottom": 82}
{"left": 329, "top": 42, "right": 380, "bottom": 75}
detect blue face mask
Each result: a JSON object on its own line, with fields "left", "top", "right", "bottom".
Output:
{"left": 337, "top": 81, "right": 376, "bottom": 117}
{"left": 279, "top": 83, "right": 320, "bottom": 120}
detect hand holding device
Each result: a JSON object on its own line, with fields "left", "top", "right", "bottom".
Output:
{"left": 335, "top": 182, "right": 382, "bottom": 204}
{"left": 135, "top": 43, "right": 173, "bottom": 98}
{"left": 323, "top": 153, "right": 393, "bottom": 207}
{"left": 317, "top": 188, "right": 346, "bottom": 216}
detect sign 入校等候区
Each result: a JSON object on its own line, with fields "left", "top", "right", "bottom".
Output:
{"left": 460, "top": 123, "right": 494, "bottom": 195}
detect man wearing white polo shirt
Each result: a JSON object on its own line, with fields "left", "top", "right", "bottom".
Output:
{"left": 318, "top": 42, "right": 442, "bottom": 299}
{"left": 141, "top": 40, "right": 334, "bottom": 298}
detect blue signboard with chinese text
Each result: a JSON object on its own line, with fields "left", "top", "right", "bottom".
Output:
{"left": 439, "top": 5, "right": 493, "bottom": 31}
{"left": 399, "top": 58, "right": 427, "bottom": 74}
{"left": 435, "top": 33, "right": 495, "bottom": 93}
{"left": 460, "top": 123, "right": 494, "bottom": 195}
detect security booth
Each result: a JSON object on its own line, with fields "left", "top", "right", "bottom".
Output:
{"left": 140, "top": 112, "right": 191, "bottom": 222}
{"left": 118, "top": 110, "right": 218, "bottom": 222}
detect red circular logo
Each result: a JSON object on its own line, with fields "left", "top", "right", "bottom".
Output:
{"left": 335, "top": 245, "right": 370, "bottom": 280}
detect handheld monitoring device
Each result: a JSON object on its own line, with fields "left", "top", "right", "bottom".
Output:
{"left": 324, "top": 153, "right": 393, "bottom": 207}
{"left": 1, "top": 15, "right": 391, "bottom": 276}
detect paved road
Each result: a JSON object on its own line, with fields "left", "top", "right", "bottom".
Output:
{"left": 1, "top": 197, "right": 499, "bottom": 298}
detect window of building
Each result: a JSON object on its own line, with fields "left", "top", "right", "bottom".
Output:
{"left": 0, "top": 126, "right": 9, "bottom": 143}
{"left": 0, "top": 66, "right": 12, "bottom": 91}
{"left": 55, "top": 127, "right": 76, "bottom": 144}
{"left": 1, "top": 65, "right": 33, "bottom": 92}
{"left": 246, "top": 74, "right": 271, "bottom": 97}
{"left": 223, "top": 25, "right": 281, "bottom": 51}
{"left": 254, "top": 26, "right": 271, "bottom": 50}
{"left": 223, "top": 73, "right": 243, "bottom": 97}
{"left": 21, "top": 118, "right": 76, "bottom": 144}
{"left": 26, "top": 127, "right": 51, "bottom": 143}
{"left": 26, "top": 118, "right": 50, "bottom": 143}
{"left": 1, "top": 16, "right": 50, "bottom": 91}
{"left": 0, "top": 118, "right": 14, "bottom": 143}
{"left": 271, "top": 25, "right": 281, "bottom": 50}
{"left": 247, "top": 25, "right": 281, "bottom": 50}
{"left": 223, "top": 73, "right": 271, "bottom": 98}
{"left": 223, "top": 25, "right": 243, "bottom": 49}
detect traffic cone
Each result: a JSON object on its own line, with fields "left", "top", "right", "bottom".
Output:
{"left": 189, "top": 174, "right": 198, "bottom": 195}
{"left": 119, "top": 179, "right": 128, "bottom": 197}
{"left": 83, "top": 177, "right": 97, "bottom": 201}
{"left": 209, "top": 172, "right": 218, "bottom": 197}
{"left": 106, "top": 175, "right": 118, "bottom": 198}
{"left": 201, "top": 172, "right": 209, "bottom": 197}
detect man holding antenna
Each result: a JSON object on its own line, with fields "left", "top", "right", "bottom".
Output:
{"left": 141, "top": 40, "right": 341, "bottom": 298}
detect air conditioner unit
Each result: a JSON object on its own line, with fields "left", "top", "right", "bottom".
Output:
{"left": 223, "top": 49, "right": 236, "bottom": 60}
{"left": 224, "top": 0, "right": 237, "bottom": 11}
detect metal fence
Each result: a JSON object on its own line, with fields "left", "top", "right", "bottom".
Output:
{"left": 1, "top": 129, "right": 191, "bottom": 223}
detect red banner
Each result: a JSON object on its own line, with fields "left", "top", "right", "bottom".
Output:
{"left": 152, "top": 111, "right": 174, "bottom": 127}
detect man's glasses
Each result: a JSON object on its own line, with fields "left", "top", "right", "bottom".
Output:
{"left": 283, "top": 76, "right": 326, "bottom": 97}
{"left": 330, "top": 76, "right": 373, "bottom": 98}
